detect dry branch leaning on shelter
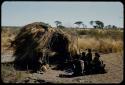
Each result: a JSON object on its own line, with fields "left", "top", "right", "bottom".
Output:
{"left": 11, "top": 22, "right": 79, "bottom": 71}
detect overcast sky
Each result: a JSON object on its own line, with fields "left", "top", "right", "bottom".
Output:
{"left": 2, "top": 1, "right": 123, "bottom": 28}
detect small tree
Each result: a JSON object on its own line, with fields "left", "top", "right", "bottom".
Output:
{"left": 90, "top": 20, "right": 104, "bottom": 29}
{"left": 74, "top": 21, "right": 83, "bottom": 28}
{"left": 95, "top": 20, "right": 104, "bottom": 29}
{"left": 82, "top": 24, "right": 87, "bottom": 29}
{"left": 58, "top": 25, "right": 65, "bottom": 29}
{"left": 90, "top": 21, "right": 96, "bottom": 28}
{"left": 54, "top": 21, "right": 62, "bottom": 28}
{"left": 112, "top": 25, "right": 117, "bottom": 29}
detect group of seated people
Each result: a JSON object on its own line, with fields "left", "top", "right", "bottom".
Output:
{"left": 66, "top": 49, "right": 106, "bottom": 76}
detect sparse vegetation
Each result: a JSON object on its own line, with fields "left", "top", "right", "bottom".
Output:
{"left": 1, "top": 27, "right": 20, "bottom": 55}
{"left": 1, "top": 26, "right": 123, "bottom": 54}
{"left": 1, "top": 24, "right": 123, "bottom": 83}
{"left": 65, "top": 28, "right": 123, "bottom": 53}
{"left": 76, "top": 29, "right": 123, "bottom": 40}
{"left": 78, "top": 37, "right": 123, "bottom": 53}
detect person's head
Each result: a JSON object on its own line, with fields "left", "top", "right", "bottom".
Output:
{"left": 82, "top": 52, "right": 85, "bottom": 56}
{"left": 88, "top": 49, "right": 91, "bottom": 53}
{"left": 95, "top": 52, "right": 100, "bottom": 58}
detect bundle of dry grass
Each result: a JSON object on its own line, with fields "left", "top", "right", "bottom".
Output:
{"left": 11, "top": 22, "right": 79, "bottom": 70}
{"left": 78, "top": 37, "right": 123, "bottom": 53}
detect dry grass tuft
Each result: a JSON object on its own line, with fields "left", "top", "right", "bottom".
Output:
{"left": 78, "top": 37, "right": 123, "bottom": 53}
{"left": 1, "top": 28, "right": 18, "bottom": 54}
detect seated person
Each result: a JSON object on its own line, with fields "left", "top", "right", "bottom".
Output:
{"left": 91, "top": 53, "right": 105, "bottom": 73}
{"left": 72, "top": 59, "right": 84, "bottom": 76}
{"left": 84, "top": 49, "right": 92, "bottom": 73}
{"left": 80, "top": 52, "right": 86, "bottom": 61}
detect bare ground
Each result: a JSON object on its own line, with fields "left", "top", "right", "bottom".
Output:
{"left": 1, "top": 51, "right": 123, "bottom": 84}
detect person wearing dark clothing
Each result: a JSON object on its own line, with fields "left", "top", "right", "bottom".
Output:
{"left": 84, "top": 49, "right": 92, "bottom": 73}
{"left": 86, "top": 49, "right": 92, "bottom": 63}
{"left": 81, "top": 52, "right": 86, "bottom": 61}
{"left": 72, "top": 59, "right": 84, "bottom": 76}
{"left": 56, "top": 52, "right": 72, "bottom": 70}
{"left": 91, "top": 53, "right": 106, "bottom": 73}
{"left": 80, "top": 51, "right": 87, "bottom": 73}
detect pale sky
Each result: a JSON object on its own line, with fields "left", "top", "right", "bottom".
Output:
{"left": 2, "top": 1, "right": 123, "bottom": 28}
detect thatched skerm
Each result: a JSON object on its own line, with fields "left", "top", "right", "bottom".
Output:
{"left": 12, "top": 22, "right": 79, "bottom": 71}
